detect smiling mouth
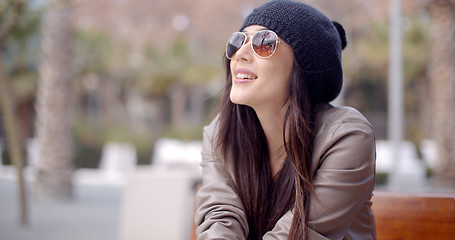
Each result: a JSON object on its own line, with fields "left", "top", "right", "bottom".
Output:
{"left": 236, "top": 73, "right": 258, "bottom": 80}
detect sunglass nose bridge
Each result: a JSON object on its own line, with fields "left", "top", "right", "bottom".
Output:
{"left": 244, "top": 34, "right": 253, "bottom": 44}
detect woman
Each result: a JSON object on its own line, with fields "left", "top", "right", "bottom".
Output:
{"left": 195, "top": 0, "right": 376, "bottom": 239}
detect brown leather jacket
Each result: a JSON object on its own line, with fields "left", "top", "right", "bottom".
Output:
{"left": 195, "top": 103, "right": 377, "bottom": 239}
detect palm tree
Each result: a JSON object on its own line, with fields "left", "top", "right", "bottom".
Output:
{"left": 427, "top": 0, "right": 455, "bottom": 184}
{"left": 34, "top": 0, "right": 74, "bottom": 199}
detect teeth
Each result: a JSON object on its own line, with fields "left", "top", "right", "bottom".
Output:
{"left": 236, "top": 73, "right": 257, "bottom": 80}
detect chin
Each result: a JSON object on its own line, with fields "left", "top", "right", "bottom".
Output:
{"left": 229, "top": 93, "right": 249, "bottom": 106}
{"left": 229, "top": 96, "right": 243, "bottom": 105}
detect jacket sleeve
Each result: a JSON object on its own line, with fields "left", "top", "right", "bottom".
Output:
{"left": 264, "top": 121, "right": 376, "bottom": 240}
{"left": 194, "top": 118, "right": 249, "bottom": 239}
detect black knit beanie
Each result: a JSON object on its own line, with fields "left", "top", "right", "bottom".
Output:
{"left": 240, "top": 0, "right": 347, "bottom": 103}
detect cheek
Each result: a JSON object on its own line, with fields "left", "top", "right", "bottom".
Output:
{"left": 262, "top": 61, "right": 292, "bottom": 91}
{"left": 230, "top": 60, "right": 236, "bottom": 77}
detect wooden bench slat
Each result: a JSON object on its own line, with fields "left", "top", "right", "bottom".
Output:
{"left": 372, "top": 191, "right": 455, "bottom": 240}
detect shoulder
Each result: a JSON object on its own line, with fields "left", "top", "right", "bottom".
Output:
{"left": 313, "top": 103, "right": 373, "bottom": 140}
{"left": 311, "top": 103, "right": 375, "bottom": 170}
{"left": 314, "top": 103, "right": 372, "bottom": 131}
{"left": 203, "top": 114, "right": 221, "bottom": 142}
{"left": 201, "top": 114, "right": 223, "bottom": 163}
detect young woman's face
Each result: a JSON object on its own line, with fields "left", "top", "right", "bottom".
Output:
{"left": 229, "top": 25, "right": 294, "bottom": 111}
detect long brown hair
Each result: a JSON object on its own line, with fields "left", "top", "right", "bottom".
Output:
{"left": 216, "top": 56, "right": 316, "bottom": 239}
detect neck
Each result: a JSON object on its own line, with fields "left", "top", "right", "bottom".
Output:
{"left": 253, "top": 104, "right": 288, "bottom": 177}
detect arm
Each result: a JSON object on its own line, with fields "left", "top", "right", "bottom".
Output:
{"left": 308, "top": 121, "right": 375, "bottom": 239}
{"left": 195, "top": 119, "right": 249, "bottom": 240}
{"left": 264, "top": 121, "right": 375, "bottom": 240}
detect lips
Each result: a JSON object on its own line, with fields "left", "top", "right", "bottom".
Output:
{"left": 233, "top": 68, "right": 258, "bottom": 82}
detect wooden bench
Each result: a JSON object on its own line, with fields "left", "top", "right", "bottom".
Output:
{"left": 372, "top": 191, "right": 455, "bottom": 240}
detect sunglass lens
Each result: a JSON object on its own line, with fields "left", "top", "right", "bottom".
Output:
{"left": 252, "top": 31, "right": 278, "bottom": 58}
{"left": 226, "top": 33, "right": 245, "bottom": 59}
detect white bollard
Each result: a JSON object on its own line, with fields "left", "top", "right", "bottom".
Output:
{"left": 421, "top": 139, "right": 437, "bottom": 169}
{"left": 99, "top": 142, "right": 137, "bottom": 183}
{"left": 152, "top": 138, "right": 202, "bottom": 172}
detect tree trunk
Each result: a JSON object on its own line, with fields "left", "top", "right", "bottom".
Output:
{"left": 0, "top": 56, "right": 28, "bottom": 225}
{"left": 0, "top": 0, "right": 28, "bottom": 225}
{"left": 34, "top": 0, "right": 74, "bottom": 199}
{"left": 427, "top": 0, "right": 455, "bottom": 184}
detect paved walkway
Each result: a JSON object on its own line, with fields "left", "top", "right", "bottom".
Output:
{"left": 0, "top": 175, "right": 123, "bottom": 240}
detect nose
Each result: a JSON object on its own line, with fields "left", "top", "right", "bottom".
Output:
{"left": 233, "top": 36, "right": 252, "bottom": 61}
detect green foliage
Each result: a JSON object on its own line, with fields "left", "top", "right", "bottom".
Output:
{"left": 171, "top": 37, "right": 188, "bottom": 57}
{"left": 1, "top": 2, "right": 42, "bottom": 101}
{"left": 344, "top": 66, "right": 388, "bottom": 113}
{"left": 75, "top": 30, "right": 115, "bottom": 74}
{"left": 375, "top": 172, "right": 389, "bottom": 186}
{"left": 145, "top": 43, "right": 157, "bottom": 59}
{"left": 353, "top": 20, "right": 389, "bottom": 66}
{"left": 73, "top": 141, "right": 102, "bottom": 168}
{"left": 134, "top": 36, "right": 219, "bottom": 96}
{"left": 402, "top": 18, "right": 429, "bottom": 81}
{"left": 343, "top": 15, "right": 430, "bottom": 140}
{"left": 162, "top": 124, "right": 203, "bottom": 141}
{"left": 72, "top": 119, "right": 154, "bottom": 168}
{"left": 344, "top": 20, "right": 389, "bottom": 114}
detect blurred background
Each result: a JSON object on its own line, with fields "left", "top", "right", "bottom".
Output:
{"left": 0, "top": 0, "right": 454, "bottom": 239}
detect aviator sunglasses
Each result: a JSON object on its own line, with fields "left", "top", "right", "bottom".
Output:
{"left": 226, "top": 30, "right": 285, "bottom": 59}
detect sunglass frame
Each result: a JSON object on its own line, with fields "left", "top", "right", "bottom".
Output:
{"left": 226, "top": 30, "right": 283, "bottom": 60}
